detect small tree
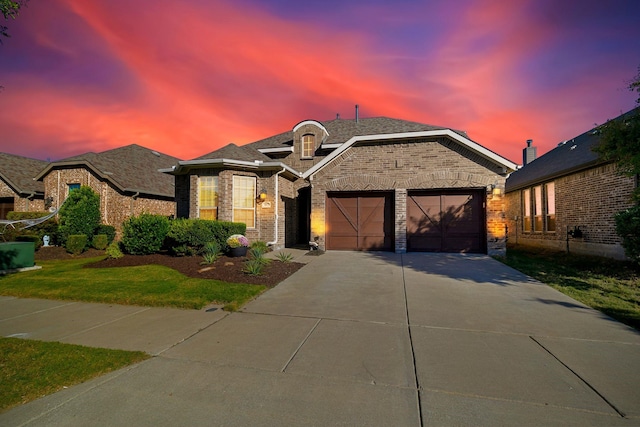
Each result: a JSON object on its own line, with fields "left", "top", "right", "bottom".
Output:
{"left": 57, "top": 186, "right": 101, "bottom": 248}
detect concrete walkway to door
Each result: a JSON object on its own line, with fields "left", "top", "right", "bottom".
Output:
{"left": 1, "top": 251, "right": 639, "bottom": 426}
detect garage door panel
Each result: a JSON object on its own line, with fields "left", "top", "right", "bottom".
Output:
{"left": 326, "top": 193, "right": 393, "bottom": 251}
{"left": 408, "top": 190, "right": 485, "bottom": 253}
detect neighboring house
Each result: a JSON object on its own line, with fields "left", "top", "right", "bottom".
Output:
{"left": 163, "top": 116, "right": 518, "bottom": 255}
{"left": 34, "top": 144, "right": 181, "bottom": 234}
{"left": 0, "top": 153, "right": 48, "bottom": 219}
{"left": 504, "top": 110, "right": 638, "bottom": 260}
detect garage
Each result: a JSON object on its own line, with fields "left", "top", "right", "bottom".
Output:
{"left": 407, "top": 189, "right": 486, "bottom": 253}
{"left": 326, "top": 192, "right": 393, "bottom": 251}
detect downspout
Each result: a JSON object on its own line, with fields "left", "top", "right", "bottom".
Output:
{"left": 267, "top": 168, "right": 286, "bottom": 247}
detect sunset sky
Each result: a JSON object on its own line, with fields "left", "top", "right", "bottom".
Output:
{"left": 1, "top": 0, "right": 639, "bottom": 164}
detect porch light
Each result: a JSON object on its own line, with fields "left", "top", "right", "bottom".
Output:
{"left": 257, "top": 188, "right": 267, "bottom": 202}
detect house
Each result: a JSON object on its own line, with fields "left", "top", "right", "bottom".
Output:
{"left": 33, "top": 144, "right": 181, "bottom": 234}
{"left": 504, "top": 110, "right": 638, "bottom": 260}
{"left": 0, "top": 153, "right": 48, "bottom": 219}
{"left": 163, "top": 114, "right": 518, "bottom": 255}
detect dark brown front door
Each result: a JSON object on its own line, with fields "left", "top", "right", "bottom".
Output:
{"left": 326, "top": 192, "right": 393, "bottom": 251}
{"left": 407, "top": 190, "right": 485, "bottom": 253}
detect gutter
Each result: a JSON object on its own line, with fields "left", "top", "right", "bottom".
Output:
{"left": 267, "top": 168, "right": 286, "bottom": 247}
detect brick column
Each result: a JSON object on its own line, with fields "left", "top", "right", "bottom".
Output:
{"left": 395, "top": 188, "right": 407, "bottom": 253}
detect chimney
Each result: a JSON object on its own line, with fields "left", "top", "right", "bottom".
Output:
{"left": 523, "top": 139, "right": 537, "bottom": 165}
{"left": 355, "top": 104, "right": 359, "bottom": 123}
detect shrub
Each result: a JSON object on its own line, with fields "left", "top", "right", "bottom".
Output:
{"left": 95, "top": 225, "right": 116, "bottom": 245}
{"left": 615, "top": 205, "right": 640, "bottom": 263}
{"left": 165, "top": 219, "right": 246, "bottom": 255}
{"left": 276, "top": 252, "right": 294, "bottom": 263}
{"left": 250, "top": 240, "right": 270, "bottom": 253}
{"left": 248, "top": 247, "right": 270, "bottom": 265}
{"left": 92, "top": 234, "right": 109, "bottom": 250}
{"left": 57, "top": 186, "right": 101, "bottom": 247}
{"left": 66, "top": 235, "right": 87, "bottom": 255}
{"left": 5, "top": 211, "right": 58, "bottom": 244}
{"left": 121, "top": 214, "right": 170, "bottom": 255}
{"left": 105, "top": 241, "right": 124, "bottom": 259}
{"left": 15, "top": 234, "right": 42, "bottom": 250}
{"left": 243, "top": 258, "right": 265, "bottom": 276}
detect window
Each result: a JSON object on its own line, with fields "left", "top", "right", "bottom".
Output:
{"left": 302, "top": 134, "right": 314, "bottom": 158}
{"left": 533, "top": 185, "right": 543, "bottom": 231}
{"left": 198, "top": 176, "right": 218, "bottom": 220}
{"left": 522, "top": 189, "right": 531, "bottom": 231}
{"left": 68, "top": 183, "right": 80, "bottom": 192}
{"left": 233, "top": 176, "right": 256, "bottom": 228}
{"left": 545, "top": 182, "right": 555, "bottom": 232}
{"left": 0, "top": 197, "right": 14, "bottom": 220}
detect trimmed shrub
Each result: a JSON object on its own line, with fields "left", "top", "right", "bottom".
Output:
{"left": 121, "top": 214, "right": 170, "bottom": 255}
{"left": 165, "top": 219, "right": 246, "bottom": 256}
{"left": 95, "top": 224, "right": 116, "bottom": 245}
{"left": 105, "top": 241, "right": 124, "bottom": 259}
{"left": 58, "top": 186, "right": 101, "bottom": 247}
{"left": 66, "top": 235, "right": 87, "bottom": 255}
{"left": 15, "top": 234, "right": 42, "bottom": 250}
{"left": 92, "top": 234, "right": 109, "bottom": 250}
{"left": 615, "top": 205, "right": 640, "bottom": 263}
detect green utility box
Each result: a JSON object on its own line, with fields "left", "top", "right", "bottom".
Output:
{"left": 0, "top": 241, "right": 35, "bottom": 271}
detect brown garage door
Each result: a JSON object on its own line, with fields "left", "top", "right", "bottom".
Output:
{"left": 326, "top": 192, "right": 393, "bottom": 251}
{"left": 407, "top": 190, "right": 485, "bottom": 253}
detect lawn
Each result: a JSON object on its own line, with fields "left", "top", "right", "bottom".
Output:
{"left": 497, "top": 246, "right": 640, "bottom": 330}
{"left": 0, "top": 337, "right": 149, "bottom": 413}
{"left": 0, "top": 257, "right": 265, "bottom": 310}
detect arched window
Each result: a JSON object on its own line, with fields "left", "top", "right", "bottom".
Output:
{"left": 302, "top": 134, "right": 315, "bottom": 158}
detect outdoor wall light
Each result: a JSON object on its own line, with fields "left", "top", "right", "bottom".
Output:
{"left": 257, "top": 188, "right": 267, "bottom": 202}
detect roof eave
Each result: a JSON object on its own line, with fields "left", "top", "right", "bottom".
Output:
{"left": 161, "top": 159, "right": 302, "bottom": 179}
{"left": 505, "top": 158, "right": 606, "bottom": 193}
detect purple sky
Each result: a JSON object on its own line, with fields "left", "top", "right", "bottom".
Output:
{"left": 1, "top": 0, "right": 638, "bottom": 164}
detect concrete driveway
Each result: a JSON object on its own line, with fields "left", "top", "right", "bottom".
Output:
{"left": 1, "top": 251, "right": 639, "bottom": 426}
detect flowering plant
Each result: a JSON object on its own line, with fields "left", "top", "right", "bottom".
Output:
{"left": 227, "top": 234, "right": 249, "bottom": 248}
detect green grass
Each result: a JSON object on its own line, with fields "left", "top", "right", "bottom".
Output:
{"left": 0, "top": 257, "right": 265, "bottom": 310}
{"left": 497, "top": 246, "right": 640, "bottom": 330}
{"left": 0, "top": 337, "right": 149, "bottom": 413}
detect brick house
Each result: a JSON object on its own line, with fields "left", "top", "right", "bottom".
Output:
{"left": 0, "top": 153, "right": 48, "bottom": 219}
{"left": 504, "top": 110, "right": 637, "bottom": 260}
{"left": 34, "top": 144, "right": 181, "bottom": 234}
{"left": 163, "top": 116, "right": 518, "bottom": 255}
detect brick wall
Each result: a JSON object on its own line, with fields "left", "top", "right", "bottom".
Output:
{"left": 505, "top": 162, "right": 635, "bottom": 259}
{"left": 42, "top": 167, "right": 175, "bottom": 236}
{"left": 0, "top": 179, "right": 45, "bottom": 213}
{"left": 309, "top": 138, "right": 507, "bottom": 254}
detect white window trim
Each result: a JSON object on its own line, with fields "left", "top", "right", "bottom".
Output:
{"left": 232, "top": 175, "right": 256, "bottom": 229}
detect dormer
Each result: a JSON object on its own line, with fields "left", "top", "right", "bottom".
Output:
{"left": 293, "top": 120, "right": 329, "bottom": 159}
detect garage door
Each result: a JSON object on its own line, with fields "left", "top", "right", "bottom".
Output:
{"left": 407, "top": 190, "right": 485, "bottom": 253}
{"left": 326, "top": 193, "right": 393, "bottom": 251}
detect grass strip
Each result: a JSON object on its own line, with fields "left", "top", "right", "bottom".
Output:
{"left": 0, "top": 337, "right": 149, "bottom": 413}
{"left": 497, "top": 247, "right": 640, "bottom": 330}
{"left": 0, "top": 257, "right": 265, "bottom": 310}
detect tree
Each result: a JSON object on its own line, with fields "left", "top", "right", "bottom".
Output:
{"left": 593, "top": 67, "right": 640, "bottom": 201}
{"left": 1, "top": 0, "right": 26, "bottom": 41}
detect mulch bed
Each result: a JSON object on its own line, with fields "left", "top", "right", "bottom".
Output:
{"left": 35, "top": 246, "right": 304, "bottom": 287}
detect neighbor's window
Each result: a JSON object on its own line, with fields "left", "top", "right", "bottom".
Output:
{"left": 198, "top": 176, "right": 218, "bottom": 220}
{"left": 523, "top": 188, "right": 531, "bottom": 232}
{"left": 302, "top": 134, "right": 315, "bottom": 158}
{"left": 545, "top": 182, "right": 555, "bottom": 232}
{"left": 533, "top": 185, "right": 543, "bottom": 231}
{"left": 232, "top": 175, "right": 256, "bottom": 228}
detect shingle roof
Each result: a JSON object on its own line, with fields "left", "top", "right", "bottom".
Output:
{"left": 247, "top": 116, "right": 458, "bottom": 150}
{"left": 505, "top": 108, "right": 638, "bottom": 192}
{"left": 0, "top": 153, "right": 48, "bottom": 195}
{"left": 38, "top": 144, "right": 181, "bottom": 198}
{"left": 196, "top": 143, "right": 272, "bottom": 162}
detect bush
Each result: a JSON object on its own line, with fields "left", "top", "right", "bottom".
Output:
{"left": 58, "top": 187, "right": 101, "bottom": 247}
{"left": 165, "top": 219, "right": 246, "bottom": 256}
{"left": 4, "top": 211, "right": 58, "bottom": 244}
{"left": 615, "top": 205, "right": 640, "bottom": 263}
{"left": 121, "top": 214, "right": 170, "bottom": 255}
{"left": 66, "top": 235, "right": 87, "bottom": 255}
{"left": 105, "top": 241, "right": 124, "bottom": 259}
{"left": 92, "top": 234, "right": 109, "bottom": 250}
{"left": 15, "top": 234, "right": 42, "bottom": 250}
{"left": 95, "top": 225, "right": 116, "bottom": 245}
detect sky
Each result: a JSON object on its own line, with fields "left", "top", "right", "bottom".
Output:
{"left": 1, "top": 0, "right": 639, "bottom": 164}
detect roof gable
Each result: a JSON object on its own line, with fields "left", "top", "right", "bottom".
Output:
{"left": 36, "top": 144, "right": 181, "bottom": 198}
{"left": 0, "top": 153, "right": 48, "bottom": 195}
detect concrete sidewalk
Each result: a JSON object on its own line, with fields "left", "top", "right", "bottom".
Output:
{"left": 1, "top": 251, "right": 639, "bottom": 426}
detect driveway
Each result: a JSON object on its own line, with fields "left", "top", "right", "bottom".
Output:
{"left": 1, "top": 251, "right": 639, "bottom": 426}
